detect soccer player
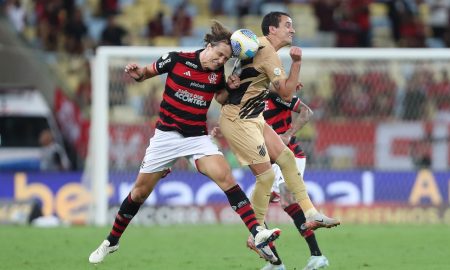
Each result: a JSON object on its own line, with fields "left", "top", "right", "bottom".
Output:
{"left": 247, "top": 91, "right": 329, "bottom": 270}
{"left": 219, "top": 11, "right": 339, "bottom": 233}
{"left": 88, "top": 21, "right": 281, "bottom": 264}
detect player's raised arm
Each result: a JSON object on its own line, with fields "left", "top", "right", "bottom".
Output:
{"left": 272, "top": 47, "right": 302, "bottom": 101}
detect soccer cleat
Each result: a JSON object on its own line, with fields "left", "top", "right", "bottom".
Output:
{"left": 88, "top": 240, "right": 119, "bottom": 264}
{"left": 254, "top": 226, "right": 281, "bottom": 248}
{"left": 246, "top": 235, "right": 278, "bottom": 263}
{"left": 304, "top": 212, "right": 340, "bottom": 230}
{"left": 303, "top": 255, "right": 329, "bottom": 270}
{"left": 261, "top": 262, "right": 286, "bottom": 270}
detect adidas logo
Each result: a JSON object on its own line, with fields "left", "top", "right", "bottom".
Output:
{"left": 183, "top": 71, "right": 191, "bottom": 76}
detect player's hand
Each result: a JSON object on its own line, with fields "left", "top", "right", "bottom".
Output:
{"left": 124, "top": 63, "right": 144, "bottom": 81}
{"left": 227, "top": 74, "right": 241, "bottom": 89}
{"left": 210, "top": 126, "right": 223, "bottom": 138}
{"left": 296, "top": 82, "right": 304, "bottom": 92}
{"left": 290, "top": 47, "right": 302, "bottom": 63}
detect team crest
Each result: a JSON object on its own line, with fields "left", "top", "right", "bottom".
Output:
{"left": 208, "top": 72, "right": 218, "bottom": 84}
{"left": 273, "top": 68, "right": 281, "bottom": 76}
{"left": 257, "top": 143, "right": 267, "bottom": 157}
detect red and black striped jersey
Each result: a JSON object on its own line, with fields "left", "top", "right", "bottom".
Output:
{"left": 263, "top": 92, "right": 300, "bottom": 134}
{"left": 153, "top": 50, "right": 225, "bottom": 137}
{"left": 263, "top": 92, "right": 305, "bottom": 158}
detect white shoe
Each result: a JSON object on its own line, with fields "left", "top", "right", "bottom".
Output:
{"left": 88, "top": 240, "right": 119, "bottom": 264}
{"left": 304, "top": 212, "right": 340, "bottom": 230}
{"left": 303, "top": 255, "right": 329, "bottom": 270}
{"left": 261, "top": 262, "right": 286, "bottom": 270}
{"left": 246, "top": 235, "right": 278, "bottom": 263}
{"left": 254, "top": 226, "right": 281, "bottom": 248}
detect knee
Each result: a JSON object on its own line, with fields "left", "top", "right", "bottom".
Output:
{"left": 131, "top": 187, "right": 151, "bottom": 203}
{"left": 275, "top": 147, "right": 296, "bottom": 167}
{"left": 213, "top": 170, "right": 236, "bottom": 191}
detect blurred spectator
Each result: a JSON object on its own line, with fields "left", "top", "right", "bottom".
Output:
{"left": 426, "top": 0, "right": 450, "bottom": 42}
{"left": 429, "top": 69, "right": 450, "bottom": 121}
{"left": 312, "top": 0, "right": 339, "bottom": 47}
{"left": 6, "top": 0, "right": 26, "bottom": 33}
{"left": 361, "top": 70, "right": 396, "bottom": 119}
{"left": 402, "top": 70, "right": 428, "bottom": 120}
{"left": 210, "top": 0, "right": 223, "bottom": 15}
{"left": 398, "top": 12, "right": 426, "bottom": 47}
{"left": 172, "top": 2, "right": 192, "bottom": 37}
{"left": 100, "top": 15, "right": 128, "bottom": 45}
{"left": 63, "top": 8, "right": 87, "bottom": 54}
{"left": 147, "top": 11, "right": 166, "bottom": 40}
{"left": 340, "top": 79, "right": 372, "bottom": 117}
{"left": 237, "top": 0, "right": 252, "bottom": 28}
{"left": 36, "top": 0, "right": 65, "bottom": 51}
{"left": 347, "top": 0, "right": 372, "bottom": 47}
{"left": 410, "top": 128, "right": 432, "bottom": 169}
{"left": 100, "top": 0, "right": 118, "bottom": 17}
{"left": 39, "top": 129, "right": 71, "bottom": 171}
{"left": 334, "top": 4, "right": 360, "bottom": 47}
{"left": 386, "top": 0, "right": 404, "bottom": 44}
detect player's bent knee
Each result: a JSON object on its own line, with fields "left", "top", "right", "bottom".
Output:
{"left": 275, "top": 147, "right": 296, "bottom": 167}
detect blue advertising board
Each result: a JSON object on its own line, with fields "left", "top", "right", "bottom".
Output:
{"left": 1, "top": 169, "right": 448, "bottom": 224}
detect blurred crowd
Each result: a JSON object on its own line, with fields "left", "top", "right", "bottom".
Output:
{"left": 1, "top": 0, "right": 449, "bottom": 171}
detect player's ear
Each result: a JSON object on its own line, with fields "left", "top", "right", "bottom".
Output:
{"left": 269, "top": 25, "right": 277, "bottom": 34}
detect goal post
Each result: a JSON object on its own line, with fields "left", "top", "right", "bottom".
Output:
{"left": 87, "top": 47, "right": 450, "bottom": 226}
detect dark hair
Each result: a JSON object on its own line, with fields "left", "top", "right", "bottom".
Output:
{"left": 261, "top": 11, "right": 290, "bottom": 36}
{"left": 203, "top": 20, "right": 232, "bottom": 47}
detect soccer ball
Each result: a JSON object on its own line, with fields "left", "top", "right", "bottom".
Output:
{"left": 230, "top": 29, "right": 260, "bottom": 60}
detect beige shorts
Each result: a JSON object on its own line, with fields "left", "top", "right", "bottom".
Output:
{"left": 219, "top": 114, "right": 270, "bottom": 166}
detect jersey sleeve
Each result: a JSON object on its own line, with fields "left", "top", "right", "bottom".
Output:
{"left": 268, "top": 92, "right": 301, "bottom": 111}
{"left": 260, "top": 50, "right": 287, "bottom": 84}
{"left": 153, "top": 51, "right": 178, "bottom": 74}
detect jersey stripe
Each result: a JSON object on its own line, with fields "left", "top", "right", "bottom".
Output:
{"left": 160, "top": 107, "right": 206, "bottom": 126}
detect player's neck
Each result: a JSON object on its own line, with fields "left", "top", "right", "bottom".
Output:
{"left": 266, "top": 35, "right": 284, "bottom": 51}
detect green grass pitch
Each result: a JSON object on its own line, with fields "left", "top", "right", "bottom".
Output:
{"left": 1, "top": 223, "right": 448, "bottom": 269}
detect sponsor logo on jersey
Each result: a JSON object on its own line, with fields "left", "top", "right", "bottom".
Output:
{"left": 158, "top": 57, "right": 171, "bottom": 69}
{"left": 174, "top": 89, "right": 207, "bottom": 106}
{"left": 185, "top": 61, "right": 198, "bottom": 69}
{"left": 275, "top": 96, "right": 292, "bottom": 107}
{"left": 183, "top": 71, "right": 191, "bottom": 77}
{"left": 190, "top": 82, "right": 205, "bottom": 89}
{"left": 208, "top": 72, "right": 218, "bottom": 84}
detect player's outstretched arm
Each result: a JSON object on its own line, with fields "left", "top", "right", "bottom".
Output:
{"left": 124, "top": 63, "right": 159, "bottom": 82}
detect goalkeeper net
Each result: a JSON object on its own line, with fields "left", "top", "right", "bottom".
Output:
{"left": 86, "top": 47, "right": 450, "bottom": 225}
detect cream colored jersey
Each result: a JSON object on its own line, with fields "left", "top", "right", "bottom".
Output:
{"left": 221, "top": 36, "right": 287, "bottom": 120}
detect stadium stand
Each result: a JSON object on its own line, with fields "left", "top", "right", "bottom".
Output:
{"left": 1, "top": 0, "right": 449, "bottom": 170}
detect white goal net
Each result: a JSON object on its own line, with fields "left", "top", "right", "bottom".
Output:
{"left": 87, "top": 47, "right": 450, "bottom": 225}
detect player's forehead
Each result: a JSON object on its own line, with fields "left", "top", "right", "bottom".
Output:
{"left": 279, "top": 15, "right": 293, "bottom": 26}
{"left": 212, "top": 42, "right": 232, "bottom": 58}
